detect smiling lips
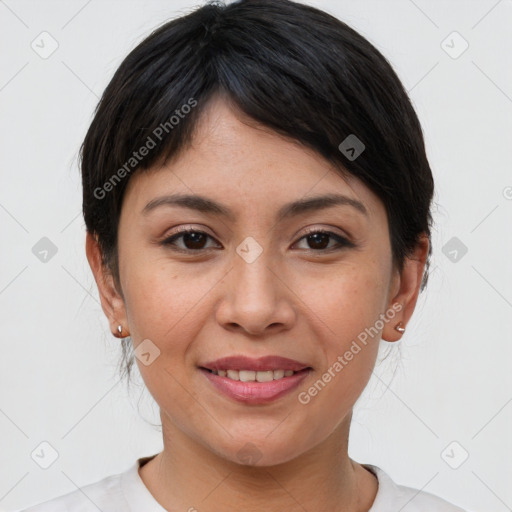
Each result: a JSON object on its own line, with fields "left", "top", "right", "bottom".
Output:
{"left": 199, "top": 355, "right": 312, "bottom": 404}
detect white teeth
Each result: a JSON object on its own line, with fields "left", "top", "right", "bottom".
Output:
{"left": 209, "top": 369, "right": 299, "bottom": 381}
{"left": 227, "top": 369, "right": 239, "bottom": 381}
{"left": 239, "top": 370, "right": 256, "bottom": 382}
{"left": 256, "top": 371, "right": 274, "bottom": 382}
{"left": 273, "top": 369, "right": 285, "bottom": 379}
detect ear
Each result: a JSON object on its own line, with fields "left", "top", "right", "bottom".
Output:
{"left": 382, "top": 233, "right": 429, "bottom": 342}
{"left": 85, "top": 231, "right": 129, "bottom": 337}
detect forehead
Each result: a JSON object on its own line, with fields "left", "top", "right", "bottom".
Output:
{"left": 123, "top": 97, "right": 385, "bottom": 224}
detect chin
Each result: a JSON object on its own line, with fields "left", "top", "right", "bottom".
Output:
{"left": 211, "top": 437, "right": 306, "bottom": 468}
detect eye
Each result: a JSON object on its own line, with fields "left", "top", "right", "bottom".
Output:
{"left": 294, "top": 229, "right": 354, "bottom": 251}
{"left": 160, "top": 227, "right": 354, "bottom": 253}
{"left": 160, "top": 228, "right": 220, "bottom": 252}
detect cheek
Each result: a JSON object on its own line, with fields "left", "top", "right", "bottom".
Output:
{"left": 295, "top": 262, "right": 388, "bottom": 344}
{"left": 298, "top": 289, "right": 382, "bottom": 438}
{"left": 122, "top": 252, "right": 209, "bottom": 338}
{"left": 294, "top": 263, "right": 385, "bottom": 409}
{"left": 121, "top": 261, "right": 210, "bottom": 416}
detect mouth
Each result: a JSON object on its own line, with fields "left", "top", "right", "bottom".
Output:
{"left": 198, "top": 355, "right": 312, "bottom": 404}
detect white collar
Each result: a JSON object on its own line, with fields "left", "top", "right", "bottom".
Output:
{"left": 122, "top": 456, "right": 409, "bottom": 511}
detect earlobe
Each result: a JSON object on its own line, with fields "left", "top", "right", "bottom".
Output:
{"left": 382, "top": 234, "right": 429, "bottom": 342}
{"left": 85, "top": 232, "right": 129, "bottom": 337}
{"left": 381, "top": 308, "right": 406, "bottom": 343}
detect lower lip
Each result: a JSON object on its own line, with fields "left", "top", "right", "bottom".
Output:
{"left": 200, "top": 368, "right": 311, "bottom": 405}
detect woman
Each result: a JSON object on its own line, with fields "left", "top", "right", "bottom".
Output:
{"left": 22, "top": 0, "right": 468, "bottom": 510}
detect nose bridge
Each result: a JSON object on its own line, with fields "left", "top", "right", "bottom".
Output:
{"left": 233, "top": 236, "right": 278, "bottom": 307}
{"left": 216, "top": 235, "right": 295, "bottom": 334}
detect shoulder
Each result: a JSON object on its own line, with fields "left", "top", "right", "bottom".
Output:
{"left": 365, "top": 464, "right": 468, "bottom": 512}
{"left": 18, "top": 467, "right": 129, "bottom": 512}
{"left": 18, "top": 455, "right": 164, "bottom": 512}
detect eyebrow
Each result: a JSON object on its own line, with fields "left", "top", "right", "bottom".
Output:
{"left": 142, "top": 192, "right": 368, "bottom": 221}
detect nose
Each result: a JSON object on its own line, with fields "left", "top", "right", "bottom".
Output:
{"left": 215, "top": 248, "right": 296, "bottom": 336}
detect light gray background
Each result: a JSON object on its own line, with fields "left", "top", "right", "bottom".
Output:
{"left": 1, "top": 0, "right": 511, "bottom": 510}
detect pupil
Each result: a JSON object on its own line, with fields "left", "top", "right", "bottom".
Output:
{"left": 308, "top": 233, "right": 328, "bottom": 250}
{"left": 184, "top": 232, "right": 206, "bottom": 249}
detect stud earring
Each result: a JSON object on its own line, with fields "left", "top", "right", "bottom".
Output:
{"left": 115, "top": 324, "right": 130, "bottom": 338}
{"left": 394, "top": 322, "right": 405, "bottom": 333}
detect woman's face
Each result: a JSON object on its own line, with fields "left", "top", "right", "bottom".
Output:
{"left": 89, "top": 97, "right": 426, "bottom": 466}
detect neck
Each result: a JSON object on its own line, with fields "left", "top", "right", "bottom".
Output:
{"left": 138, "top": 411, "right": 378, "bottom": 512}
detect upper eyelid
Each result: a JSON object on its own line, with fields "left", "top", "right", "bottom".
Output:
{"left": 165, "top": 225, "right": 349, "bottom": 238}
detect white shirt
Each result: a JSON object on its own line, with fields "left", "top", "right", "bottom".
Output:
{"left": 19, "top": 455, "right": 468, "bottom": 511}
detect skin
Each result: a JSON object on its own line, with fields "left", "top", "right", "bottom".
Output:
{"left": 86, "top": 96, "right": 429, "bottom": 511}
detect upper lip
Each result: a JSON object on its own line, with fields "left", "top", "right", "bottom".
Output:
{"left": 200, "top": 355, "right": 311, "bottom": 372}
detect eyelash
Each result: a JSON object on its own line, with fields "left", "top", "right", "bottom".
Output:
{"left": 160, "top": 227, "right": 354, "bottom": 254}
